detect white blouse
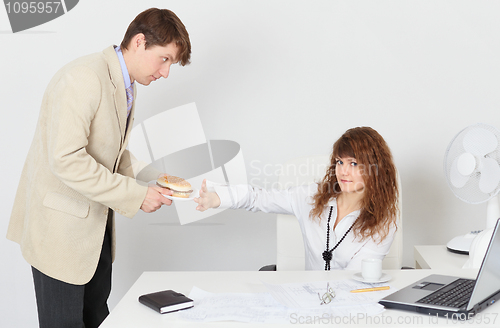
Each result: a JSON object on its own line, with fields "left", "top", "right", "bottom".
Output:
{"left": 213, "top": 182, "right": 396, "bottom": 271}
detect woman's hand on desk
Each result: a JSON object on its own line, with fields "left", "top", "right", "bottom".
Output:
{"left": 194, "top": 179, "right": 221, "bottom": 211}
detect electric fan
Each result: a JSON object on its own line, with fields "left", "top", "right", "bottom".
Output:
{"left": 443, "top": 123, "right": 500, "bottom": 256}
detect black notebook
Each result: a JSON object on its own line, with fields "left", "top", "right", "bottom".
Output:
{"left": 139, "top": 290, "right": 194, "bottom": 314}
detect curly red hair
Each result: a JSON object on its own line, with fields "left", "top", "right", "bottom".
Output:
{"left": 310, "top": 127, "right": 399, "bottom": 242}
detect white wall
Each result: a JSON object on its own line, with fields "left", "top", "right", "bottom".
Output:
{"left": 2, "top": 0, "right": 500, "bottom": 326}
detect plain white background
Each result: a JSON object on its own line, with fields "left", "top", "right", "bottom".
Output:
{"left": 1, "top": 1, "right": 500, "bottom": 326}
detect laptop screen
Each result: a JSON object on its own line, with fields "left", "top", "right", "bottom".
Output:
{"left": 467, "top": 219, "right": 500, "bottom": 310}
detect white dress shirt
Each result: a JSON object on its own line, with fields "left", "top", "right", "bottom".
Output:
{"left": 214, "top": 183, "right": 396, "bottom": 271}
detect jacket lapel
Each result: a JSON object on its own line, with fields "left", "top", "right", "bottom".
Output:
{"left": 103, "top": 46, "right": 127, "bottom": 142}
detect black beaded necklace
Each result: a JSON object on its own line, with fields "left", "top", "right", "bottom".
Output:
{"left": 322, "top": 206, "right": 357, "bottom": 271}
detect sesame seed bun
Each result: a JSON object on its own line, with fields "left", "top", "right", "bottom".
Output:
{"left": 156, "top": 175, "right": 193, "bottom": 198}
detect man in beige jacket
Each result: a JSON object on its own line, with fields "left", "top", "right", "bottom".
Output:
{"left": 7, "top": 8, "right": 191, "bottom": 328}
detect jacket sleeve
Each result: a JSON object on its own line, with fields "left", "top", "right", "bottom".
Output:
{"left": 117, "top": 149, "right": 163, "bottom": 183}
{"left": 46, "top": 65, "right": 147, "bottom": 218}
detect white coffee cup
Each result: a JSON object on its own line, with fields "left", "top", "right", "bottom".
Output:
{"left": 361, "top": 258, "right": 382, "bottom": 281}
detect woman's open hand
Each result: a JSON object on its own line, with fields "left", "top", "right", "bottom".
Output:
{"left": 194, "top": 179, "right": 221, "bottom": 211}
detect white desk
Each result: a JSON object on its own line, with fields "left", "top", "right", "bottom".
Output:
{"left": 414, "top": 245, "right": 469, "bottom": 270}
{"left": 99, "top": 268, "right": 497, "bottom": 327}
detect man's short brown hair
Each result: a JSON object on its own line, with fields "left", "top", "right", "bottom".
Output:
{"left": 121, "top": 8, "right": 191, "bottom": 66}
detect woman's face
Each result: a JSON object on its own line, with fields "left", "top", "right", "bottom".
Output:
{"left": 335, "top": 157, "right": 365, "bottom": 193}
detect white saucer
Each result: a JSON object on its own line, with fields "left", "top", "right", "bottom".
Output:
{"left": 352, "top": 272, "right": 392, "bottom": 283}
{"left": 149, "top": 180, "right": 199, "bottom": 201}
{"left": 162, "top": 188, "right": 199, "bottom": 201}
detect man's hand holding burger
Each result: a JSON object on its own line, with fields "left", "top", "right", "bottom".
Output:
{"left": 140, "top": 176, "right": 173, "bottom": 213}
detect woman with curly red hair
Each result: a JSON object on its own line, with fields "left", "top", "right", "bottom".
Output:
{"left": 195, "top": 127, "right": 399, "bottom": 271}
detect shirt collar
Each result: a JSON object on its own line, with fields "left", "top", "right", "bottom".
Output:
{"left": 114, "top": 46, "right": 132, "bottom": 89}
{"left": 326, "top": 197, "right": 361, "bottom": 217}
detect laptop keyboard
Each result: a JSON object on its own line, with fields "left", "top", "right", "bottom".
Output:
{"left": 416, "top": 279, "right": 475, "bottom": 308}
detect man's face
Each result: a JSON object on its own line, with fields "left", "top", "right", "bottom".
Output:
{"left": 128, "top": 38, "right": 179, "bottom": 86}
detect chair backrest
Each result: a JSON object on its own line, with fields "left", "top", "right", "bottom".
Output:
{"left": 275, "top": 155, "right": 403, "bottom": 271}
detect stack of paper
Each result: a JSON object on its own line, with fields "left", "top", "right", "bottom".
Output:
{"left": 177, "top": 279, "right": 395, "bottom": 324}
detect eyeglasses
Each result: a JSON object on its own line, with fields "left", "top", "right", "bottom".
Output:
{"left": 318, "top": 282, "right": 335, "bottom": 305}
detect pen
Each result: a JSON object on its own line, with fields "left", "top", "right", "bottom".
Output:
{"left": 350, "top": 286, "right": 390, "bottom": 293}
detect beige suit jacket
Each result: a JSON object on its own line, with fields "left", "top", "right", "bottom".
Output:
{"left": 7, "top": 46, "right": 150, "bottom": 285}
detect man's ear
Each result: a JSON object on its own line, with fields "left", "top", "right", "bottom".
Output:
{"left": 131, "top": 33, "right": 146, "bottom": 51}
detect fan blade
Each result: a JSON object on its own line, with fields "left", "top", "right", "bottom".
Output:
{"left": 463, "top": 127, "right": 498, "bottom": 156}
{"left": 457, "top": 152, "right": 476, "bottom": 176}
{"left": 479, "top": 158, "right": 500, "bottom": 194}
{"left": 450, "top": 157, "right": 469, "bottom": 188}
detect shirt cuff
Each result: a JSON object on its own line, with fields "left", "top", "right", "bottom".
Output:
{"left": 206, "top": 180, "right": 233, "bottom": 209}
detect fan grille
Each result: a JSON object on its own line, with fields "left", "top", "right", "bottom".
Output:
{"left": 444, "top": 123, "right": 500, "bottom": 204}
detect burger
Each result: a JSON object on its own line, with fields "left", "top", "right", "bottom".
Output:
{"left": 156, "top": 175, "right": 193, "bottom": 198}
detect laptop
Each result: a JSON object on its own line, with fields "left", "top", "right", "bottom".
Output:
{"left": 379, "top": 218, "right": 500, "bottom": 320}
